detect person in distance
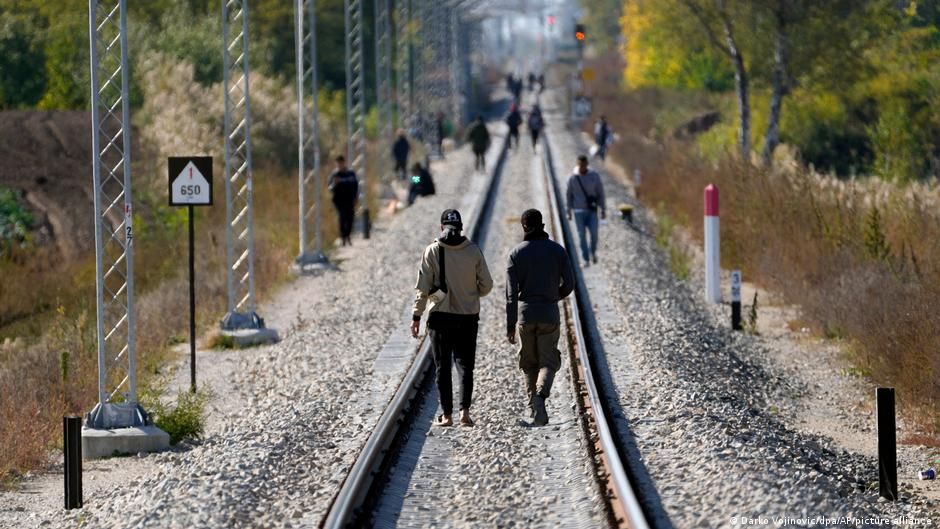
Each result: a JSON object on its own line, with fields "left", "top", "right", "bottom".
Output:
{"left": 327, "top": 155, "right": 359, "bottom": 246}
{"left": 566, "top": 155, "right": 606, "bottom": 266}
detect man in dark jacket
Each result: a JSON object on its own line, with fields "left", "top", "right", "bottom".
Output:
{"left": 392, "top": 129, "right": 411, "bottom": 179}
{"left": 506, "top": 104, "right": 522, "bottom": 150}
{"left": 593, "top": 116, "right": 611, "bottom": 161}
{"left": 466, "top": 115, "right": 491, "bottom": 172}
{"left": 506, "top": 209, "right": 574, "bottom": 426}
{"left": 327, "top": 155, "right": 359, "bottom": 246}
{"left": 527, "top": 105, "right": 544, "bottom": 149}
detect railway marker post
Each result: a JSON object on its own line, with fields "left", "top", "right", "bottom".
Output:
{"left": 633, "top": 168, "right": 641, "bottom": 199}
{"left": 704, "top": 184, "right": 721, "bottom": 304}
{"left": 169, "top": 157, "right": 213, "bottom": 393}
{"left": 876, "top": 387, "right": 898, "bottom": 501}
{"left": 63, "top": 416, "right": 82, "bottom": 509}
{"left": 731, "top": 270, "right": 742, "bottom": 330}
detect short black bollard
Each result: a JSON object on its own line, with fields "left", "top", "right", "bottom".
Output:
{"left": 876, "top": 387, "right": 897, "bottom": 501}
{"left": 618, "top": 204, "right": 634, "bottom": 224}
{"left": 63, "top": 416, "right": 82, "bottom": 509}
{"left": 731, "top": 270, "right": 742, "bottom": 331}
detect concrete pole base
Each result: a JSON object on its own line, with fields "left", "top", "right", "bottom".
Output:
{"left": 220, "top": 327, "right": 280, "bottom": 347}
{"left": 220, "top": 311, "right": 279, "bottom": 347}
{"left": 290, "top": 252, "right": 332, "bottom": 276}
{"left": 81, "top": 425, "right": 169, "bottom": 459}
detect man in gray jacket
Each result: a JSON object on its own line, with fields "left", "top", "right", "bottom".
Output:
{"left": 566, "top": 155, "right": 606, "bottom": 266}
{"left": 412, "top": 209, "right": 493, "bottom": 427}
{"left": 506, "top": 209, "right": 574, "bottom": 426}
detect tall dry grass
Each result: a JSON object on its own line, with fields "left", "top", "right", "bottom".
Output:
{"left": 588, "top": 54, "right": 940, "bottom": 433}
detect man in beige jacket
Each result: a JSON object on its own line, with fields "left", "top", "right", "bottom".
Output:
{"left": 412, "top": 209, "right": 493, "bottom": 426}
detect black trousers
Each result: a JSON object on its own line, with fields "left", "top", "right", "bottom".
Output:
{"left": 508, "top": 127, "right": 520, "bottom": 148}
{"left": 394, "top": 158, "right": 407, "bottom": 179}
{"left": 473, "top": 150, "right": 486, "bottom": 171}
{"left": 335, "top": 202, "right": 355, "bottom": 240}
{"left": 429, "top": 323, "right": 478, "bottom": 415}
{"left": 530, "top": 129, "right": 540, "bottom": 147}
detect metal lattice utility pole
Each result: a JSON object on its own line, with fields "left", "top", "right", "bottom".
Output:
{"left": 294, "top": 0, "right": 329, "bottom": 272}
{"left": 449, "top": 4, "right": 462, "bottom": 127}
{"left": 395, "top": 0, "right": 412, "bottom": 131}
{"left": 374, "top": 0, "right": 393, "bottom": 183}
{"left": 221, "top": 0, "right": 269, "bottom": 333}
{"left": 86, "top": 0, "right": 146, "bottom": 428}
{"left": 345, "top": 0, "right": 369, "bottom": 238}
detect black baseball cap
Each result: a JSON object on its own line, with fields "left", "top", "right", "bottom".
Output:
{"left": 441, "top": 209, "right": 463, "bottom": 228}
{"left": 521, "top": 209, "right": 543, "bottom": 230}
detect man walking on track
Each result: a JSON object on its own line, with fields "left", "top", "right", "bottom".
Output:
{"left": 392, "top": 129, "right": 411, "bottom": 180}
{"left": 506, "top": 104, "right": 522, "bottom": 150}
{"left": 412, "top": 209, "right": 493, "bottom": 427}
{"left": 566, "top": 155, "right": 606, "bottom": 266}
{"left": 506, "top": 209, "right": 574, "bottom": 426}
{"left": 527, "top": 104, "right": 544, "bottom": 149}
{"left": 466, "top": 115, "right": 491, "bottom": 172}
{"left": 327, "top": 155, "right": 359, "bottom": 246}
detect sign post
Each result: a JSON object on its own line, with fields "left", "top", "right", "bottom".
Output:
{"left": 168, "top": 156, "right": 213, "bottom": 393}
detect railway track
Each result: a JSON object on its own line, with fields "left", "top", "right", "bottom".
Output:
{"left": 320, "top": 104, "right": 654, "bottom": 529}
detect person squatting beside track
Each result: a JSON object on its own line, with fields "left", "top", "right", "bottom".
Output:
{"left": 412, "top": 209, "right": 494, "bottom": 427}
{"left": 566, "top": 155, "right": 607, "bottom": 266}
{"left": 328, "top": 155, "right": 359, "bottom": 246}
{"left": 506, "top": 209, "right": 574, "bottom": 426}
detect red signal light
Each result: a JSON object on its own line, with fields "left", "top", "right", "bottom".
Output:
{"left": 575, "top": 31, "right": 585, "bottom": 41}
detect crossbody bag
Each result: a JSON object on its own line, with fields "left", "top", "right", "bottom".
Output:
{"left": 576, "top": 174, "right": 599, "bottom": 212}
{"left": 428, "top": 243, "right": 448, "bottom": 303}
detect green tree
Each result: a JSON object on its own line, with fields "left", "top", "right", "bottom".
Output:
{"left": 0, "top": 14, "right": 47, "bottom": 108}
{"left": 35, "top": 0, "right": 87, "bottom": 110}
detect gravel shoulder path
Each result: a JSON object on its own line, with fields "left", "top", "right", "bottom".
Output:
{"left": 545, "top": 95, "right": 939, "bottom": 527}
{"left": 0, "top": 119, "right": 506, "bottom": 529}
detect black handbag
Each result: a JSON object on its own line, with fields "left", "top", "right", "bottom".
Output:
{"left": 576, "top": 174, "right": 599, "bottom": 212}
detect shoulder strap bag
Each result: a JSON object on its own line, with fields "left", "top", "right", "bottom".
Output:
{"left": 576, "top": 174, "right": 599, "bottom": 212}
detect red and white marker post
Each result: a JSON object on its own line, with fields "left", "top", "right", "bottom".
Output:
{"left": 704, "top": 184, "right": 721, "bottom": 304}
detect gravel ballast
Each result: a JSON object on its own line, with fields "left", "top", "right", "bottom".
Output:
{"left": 544, "top": 93, "right": 939, "bottom": 528}
{"left": 0, "top": 127, "right": 505, "bottom": 529}
{"left": 371, "top": 105, "right": 606, "bottom": 528}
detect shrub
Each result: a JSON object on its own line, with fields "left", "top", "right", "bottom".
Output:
{"left": 145, "top": 389, "right": 211, "bottom": 445}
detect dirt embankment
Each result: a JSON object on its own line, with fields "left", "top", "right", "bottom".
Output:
{"left": 0, "top": 111, "right": 95, "bottom": 261}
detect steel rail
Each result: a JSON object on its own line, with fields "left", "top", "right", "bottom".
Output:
{"left": 320, "top": 129, "right": 511, "bottom": 529}
{"left": 541, "top": 131, "right": 650, "bottom": 529}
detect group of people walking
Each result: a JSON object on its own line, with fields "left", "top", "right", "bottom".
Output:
{"left": 410, "top": 155, "right": 607, "bottom": 427}
{"left": 505, "top": 103, "right": 544, "bottom": 150}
